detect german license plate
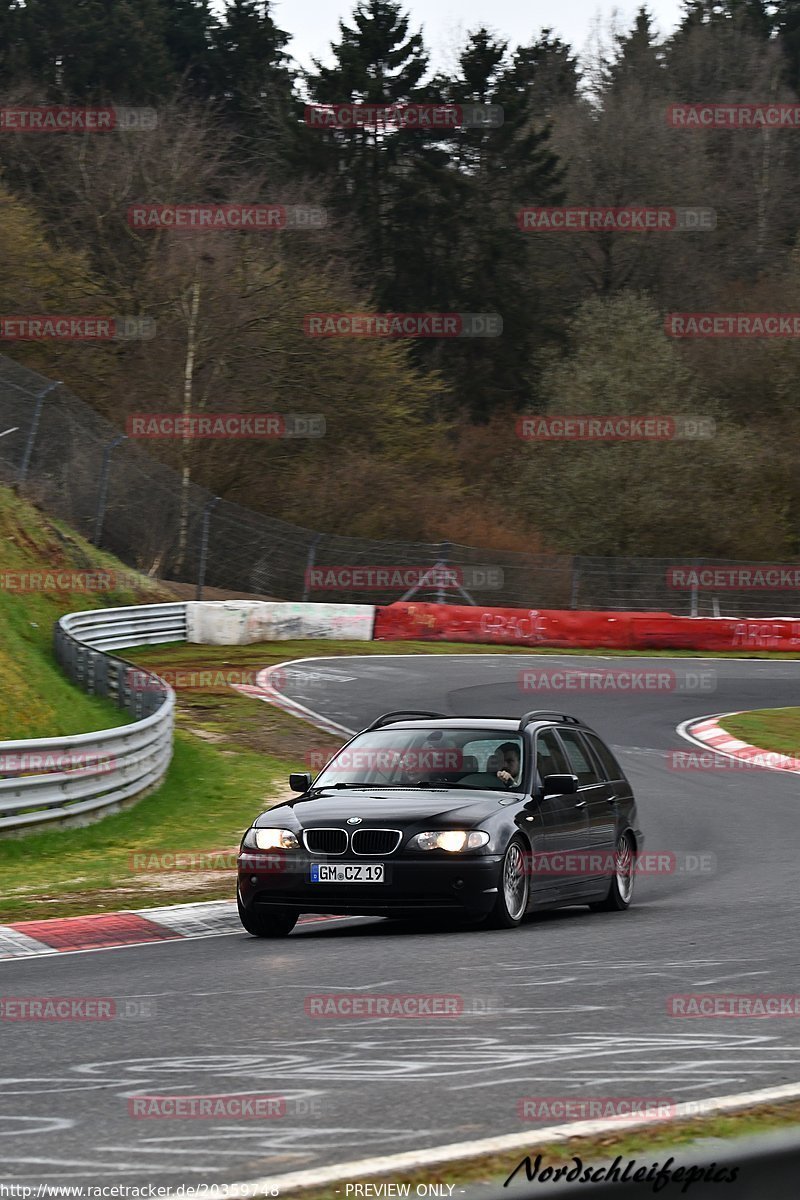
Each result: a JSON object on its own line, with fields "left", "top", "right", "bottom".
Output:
{"left": 310, "top": 863, "right": 385, "bottom": 883}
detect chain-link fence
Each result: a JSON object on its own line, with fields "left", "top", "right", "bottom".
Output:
{"left": 1, "top": 355, "right": 798, "bottom": 617}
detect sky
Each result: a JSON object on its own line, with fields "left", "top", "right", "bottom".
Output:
{"left": 264, "top": 0, "right": 687, "bottom": 73}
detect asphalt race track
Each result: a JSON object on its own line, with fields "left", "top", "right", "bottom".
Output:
{"left": 3, "top": 652, "right": 800, "bottom": 1190}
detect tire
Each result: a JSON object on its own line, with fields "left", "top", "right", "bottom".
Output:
{"left": 238, "top": 896, "right": 298, "bottom": 938}
{"left": 487, "top": 837, "right": 530, "bottom": 929}
{"left": 589, "top": 831, "right": 635, "bottom": 912}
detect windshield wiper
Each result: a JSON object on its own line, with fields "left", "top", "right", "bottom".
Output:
{"left": 317, "top": 782, "right": 369, "bottom": 789}
{"left": 314, "top": 782, "right": 433, "bottom": 790}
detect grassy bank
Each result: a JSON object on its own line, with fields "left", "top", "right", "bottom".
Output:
{"left": 721, "top": 707, "right": 800, "bottom": 755}
{"left": 0, "top": 486, "right": 171, "bottom": 737}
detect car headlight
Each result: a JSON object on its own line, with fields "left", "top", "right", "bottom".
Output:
{"left": 408, "top": 830, "right": 490, "bottom": 852}
{"left": 241, "top": 827, "right": 299, "bottom": 851}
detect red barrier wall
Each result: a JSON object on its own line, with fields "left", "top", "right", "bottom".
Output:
{"left": 373, "top": 602, "right": 800, "bottom": 653}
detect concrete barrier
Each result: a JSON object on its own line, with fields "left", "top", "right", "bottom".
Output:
{"left": 186, "top": 600, "right": 376, "bottom": 644}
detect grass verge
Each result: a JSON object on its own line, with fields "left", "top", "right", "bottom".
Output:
{"left": 273, "top": 1099, "right": 800, "bottom": 1199}
{"left": 720, "top": 707, "right": 800, "bottom": 756}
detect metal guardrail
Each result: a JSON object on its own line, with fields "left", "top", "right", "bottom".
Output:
{"left": 0, "top": 603, "right": 187, "bottom": 833}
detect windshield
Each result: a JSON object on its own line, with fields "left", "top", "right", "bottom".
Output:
{"left": 312, "top": 728, "right": 524, "bottom": 790}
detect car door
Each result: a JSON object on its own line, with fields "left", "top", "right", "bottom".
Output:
{"left": 552, "top": 727, "right": 613, "bottom": 894}
{"left": 582, "top": 731, "right": 629, "bottom": 859}
{"left": 532, "top": 728, "right": 593, "bottom": 897}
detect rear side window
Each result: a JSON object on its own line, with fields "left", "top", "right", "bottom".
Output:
{"left": 557, "top": 729, "right": 602, "bottom": 787}
{"left": 535, "top": 729, "right": 569, "bottom": 786}
{"left": 584, "top": 732, "right": 626, "bottom": 782}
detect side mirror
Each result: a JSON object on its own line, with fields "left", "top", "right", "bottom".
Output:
{"left": 542, "top": 773, "right": 579, "bottom": 797}
{"left": 289, "top": 772, "right": 312, "bottom": 792}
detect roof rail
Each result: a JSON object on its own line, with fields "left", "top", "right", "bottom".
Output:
{"left": 365, "top": 709, "right": 447, "bottom": 732}
{"left": 446, "top": 715, "right": 523, "bottom": 722}
{"left": 519, "top": 710, "right": 582, "bottom": 731}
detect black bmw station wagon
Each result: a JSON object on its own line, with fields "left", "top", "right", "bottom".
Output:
{"left": 237, "top": 709, "right": 644, "bottom": 937}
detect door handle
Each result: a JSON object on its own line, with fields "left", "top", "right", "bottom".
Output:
{"left": 607, "top": 796, "right": 619, "bottom": 805}
{"left": 574, "top": 799, "right": 587, "bottom": 809}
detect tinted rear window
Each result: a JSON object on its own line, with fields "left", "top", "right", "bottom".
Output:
{"left": 583, "top": 732, "right": 626, "bottom": 781}
{"left": 557, "top": 729, "right": 602, "bottom": 787}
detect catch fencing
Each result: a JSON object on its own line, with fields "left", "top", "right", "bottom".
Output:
{"left": 0, "top": 355, "right": 798, "bottom": 616}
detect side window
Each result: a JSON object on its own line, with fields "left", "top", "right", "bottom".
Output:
{"left": 535, "top": 729, "right": 569, "bottom": 786}
{"left": 557, "top": 729, "right": 602, "bottom": 787}
{"left": 584, "top": 732, "right": 625, "bottom": 782}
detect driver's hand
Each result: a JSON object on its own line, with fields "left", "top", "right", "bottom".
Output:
{"left": 496, "top": 769, "right": 514, "bottom": 784}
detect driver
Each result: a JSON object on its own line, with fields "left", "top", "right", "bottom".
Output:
{"left": 495, "top": 742, "right": 521, "bottom": 787}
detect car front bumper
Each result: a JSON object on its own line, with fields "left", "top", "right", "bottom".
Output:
{"left": 237, "top": 851, "right": 503, "bottom": 917}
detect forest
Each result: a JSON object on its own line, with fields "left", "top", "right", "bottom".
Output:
{"left": 1, "top": 0, "right": 799, "bottom": 558}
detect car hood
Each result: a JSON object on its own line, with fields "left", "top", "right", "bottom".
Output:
{"left": 256, "top": 788, "right": 512, "bottom": 827}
